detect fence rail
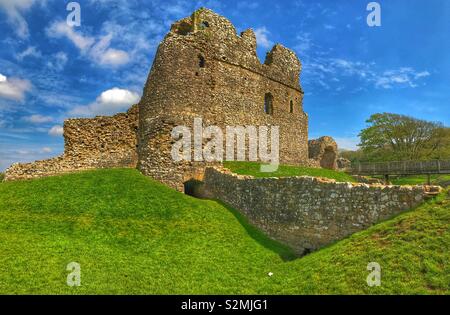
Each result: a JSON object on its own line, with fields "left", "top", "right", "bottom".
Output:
{"left": 351, "top": 160, "right": 450, "bottom": 176}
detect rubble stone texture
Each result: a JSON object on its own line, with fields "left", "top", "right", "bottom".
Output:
{"left": 137, "top": 8, "right": 309, "bottom": 190}
{"left": 203, "top": 167, "right": 435, "bottom": 255}
{"left": 4, "top": 105, "right": 138, "bottom": 181}
{"left": 337, "top": 157, "right": 352, "bottom": 170}
{"left": 308, "top": 136, "right": 338, "bottom": 170}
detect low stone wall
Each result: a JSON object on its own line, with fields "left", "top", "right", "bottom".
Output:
{"left": 4, "top": 105, "right": 139, "bottom": 181}
{"left": 203, "top": 167, "right": 432, "bottom": 255}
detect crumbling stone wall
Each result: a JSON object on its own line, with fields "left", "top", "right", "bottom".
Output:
{"left": 337, "top": 157, "right": 351, "bottom": 170}
{"left": 308, "top": 136, "right": 338, "bottom": 170}
{"left": 5, "top": 105, "right": 139, "bottom": 181}
{"left": 138, "top": 8, "right": 309, "bottom": 191}
{"left": 203, "top": 167, "right": 431, "bottom": 255}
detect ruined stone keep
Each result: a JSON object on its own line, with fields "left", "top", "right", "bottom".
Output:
{"left": 138, "top": 8, "right": 309, "bottom": 190}
{"left": 6, "top": 8, "right": 310, "bottom": 191}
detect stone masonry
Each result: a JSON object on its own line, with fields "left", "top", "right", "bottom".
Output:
{"left": 203, "top": 166, "right": 433, "bottom": 255}
{"left": 308, "top": 136, "right": 338, "bottom": 170}
{"left": 4, "top": 105, "right": 139, "bottom": 181}
{"left": 137, "top": 8, "right": 309, "bottom": 190}
{"left": 5, "top": 8, "right": 313, "bottom": 190}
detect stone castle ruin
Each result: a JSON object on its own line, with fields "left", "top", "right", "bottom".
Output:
{"left": 5, "top": 8, "right": 324, "bottom": 189}
{"left": 4, "top": 8, "right": 440, "bottom": 255}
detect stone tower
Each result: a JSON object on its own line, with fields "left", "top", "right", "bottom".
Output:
{"left": 138, "top": 8, "right": 309, "bottom": 190}
{"left": 4, "top": 8, "right": 310, "bottom": 189}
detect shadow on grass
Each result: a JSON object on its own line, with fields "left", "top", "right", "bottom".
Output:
{"left": 215, "top": 200, "right": 298, "bottom": 262}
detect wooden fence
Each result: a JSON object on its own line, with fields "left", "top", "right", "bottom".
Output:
{"left": 351, "top": 160, "right": 450, "bottom": 176}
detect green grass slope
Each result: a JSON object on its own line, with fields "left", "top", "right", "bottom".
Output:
{"left": 0, "top": 169, "right": 448, "bottom": 294}
{"left": 223, "top": 161, "right": 356, "bottom": 182}
{"left": 389, "top": 174, "right": 450, "bottom": 186}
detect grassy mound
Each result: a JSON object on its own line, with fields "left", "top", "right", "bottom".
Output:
{"left": 223, "top": 161, "right": 356, "bottom": 182}
{"left": 0, "top": 169, "right": 448, "bottom": 294}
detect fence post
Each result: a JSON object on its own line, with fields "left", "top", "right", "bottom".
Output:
{"left": 438, "top": 160, "right": 441, "bottom": 173}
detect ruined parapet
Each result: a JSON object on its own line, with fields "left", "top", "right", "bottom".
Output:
{"left": 139, "top": 8, "right": 308, "bottom": 190}
{"left": 5, "top": 105, "right": 139, "bottom": 181}
{"left": 308, "top": 136, "right": 338, "bottom": 170}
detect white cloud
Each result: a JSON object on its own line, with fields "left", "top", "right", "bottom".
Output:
{"left": 237, "top": 2, "right": 259, "bottom": 10}
{"left": 335, "top": 137, "right": 360, "bottom": 151}
{"left": 15, "top": 46, "right": 42, "bottom": 61}
{"left": 293, "top": 34, "right": 430, "bottom": 93}
{"left": 294, "top": 33, "right": 313, "bottom": 55}
{"left": 69, "top": 88, "right": 140, "bottom": 117}
{"left": 0, "top": 0, "right": 44, "bottom": 39}
{"left": 0, "top": 143, "right": 58, "bottom": 172}
{"left": 48, "top": 125, "right": 64, "bottom": 136}
{"left": 375, "top": 68, "right": 431, "bottom": 89}
{"left": 0, "top": 73, "right": 32, "bottom": 101}
{"left": 46, "top": 21, "right": 95, "bottom": 51}
{"left": 254, "top": 27, "right": 273, "bottom": 49}
{"left": 46, "top": 21, "right": 130, "bottom": 67}
{"left": 23, "top": 114, "right": 53, "bottom": 124}
{"left": 89, "top": 33, "right": 130, "bottom": 66}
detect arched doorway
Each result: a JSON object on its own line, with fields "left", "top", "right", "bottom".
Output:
{"left": 183, "top": 179, "right": 206, "bottom": 198}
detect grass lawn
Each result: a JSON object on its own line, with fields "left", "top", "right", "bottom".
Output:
{"left": 223, "top": 161, "right": 356, "bottom": 182}
{"left": 0, "top": 169, "right": 448, "bottom": 294}
{"left": 389, "top": 174, "right": 450, "bottom": 186}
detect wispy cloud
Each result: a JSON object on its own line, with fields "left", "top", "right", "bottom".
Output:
{"left": 46, "top": 21, "right": 130, "bottom": 67}
{"left": 254, "top": 27, "right": 273, "bottom": 49}
{"left": 0, "top": 144, "right": 59, "bottom": 171}
{"left": 15, "top": 46, "right": 42, "bottom": 61}
{"left": 334, "top": 136, "right": 360, "bottom": 151}
{"left": 0, "top": 73, "right": 32, "bottom": 101}
{"left": 45, "top": 52, "right": 68, "bottom": 71}
{"left": 294, "top": 34, "right": 430, "bottom": 92}
{"left": 0, "top": 0, "right": 46, "bottom": 39}
{"left": 375, "top": 68, "right": 430, "bottom": 89}
{"left": 23, "top": 114, "right": 53, "bottom": 124}
{"left": 48, "top": 125, "right": 63, "bottom": 136}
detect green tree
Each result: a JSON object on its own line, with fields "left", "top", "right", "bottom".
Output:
{"left": 358, "top": 113, "right": 450, "bottom": 161}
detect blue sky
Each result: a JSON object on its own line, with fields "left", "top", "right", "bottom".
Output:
{"left": 0, "top": 0, "right": 449, "bottom": 171}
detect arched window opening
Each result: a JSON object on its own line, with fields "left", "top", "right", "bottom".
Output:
{"left": 289, "top": 100, "right": 294, "bottom": 113}
{"left": 198, "top": 54, "right": 205, "bottom": 68}
{"left": 201, "top": 21, "right": 209, "bottom": 28}
{"left": 264, "top": 93, "right": 273, "bottom": 115}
